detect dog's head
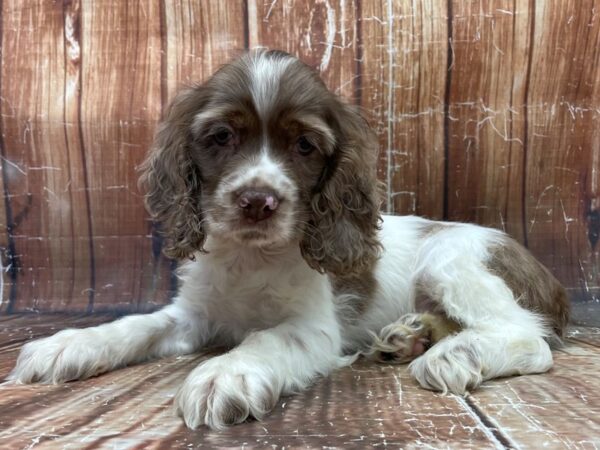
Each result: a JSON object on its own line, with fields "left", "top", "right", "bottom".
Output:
{"left": 140, "top": 50, "right": 381, "bottom": 276}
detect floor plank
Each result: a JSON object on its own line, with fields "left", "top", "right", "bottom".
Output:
{"left": 567, "top": 326, "right": 600, "bottom": 348}
{"left": 466, "top": 336, "right": 600, "bottom": 449}
{"left": 0, "top": 356, "right": 500, "bottom": 448}
{"left": 0, "top": 316, "right": 599, "bottom": 448}
{"left": 571, "top": 302, "right": 600, "bottom": 328}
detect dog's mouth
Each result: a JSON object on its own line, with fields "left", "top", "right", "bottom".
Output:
{"left": 205, "top": 194, "right": 298, "bottom": 246}
{"left": 206, "top": 214, "right": 290, "bottom": 246}
{"left": 231, "top": 217, "right": 286, "bottom": 245}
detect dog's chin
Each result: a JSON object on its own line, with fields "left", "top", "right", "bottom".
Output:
{"left": 217, "top": 220, "right": 294, "bottom": 248}
{"left": 233, "top": 230, "right": 281, "bottom": 247}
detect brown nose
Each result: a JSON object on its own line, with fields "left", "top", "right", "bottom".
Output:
{"left": 237, "top": 189, "right": 280, "bottom": 222}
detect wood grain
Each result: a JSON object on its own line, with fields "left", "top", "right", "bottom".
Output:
{"left": 79, "top": 0, "right": 164, "bottom": 311}
{"left": 0, "top": 359, "right": 502, "bottom": 448}
{"left": 0, "top": 1, "right": 93, "bottom": 312}
{"left": 360, "top": 0, "right": 448, "bottom": 218}
{"left": 446, "top": 0, "right": 531, "bottom": 243}
{"left": 248, "top": 0, "right": 359, "bottom": 100}
{"left": 1, "top": 316, "right": 600, "bottom": 448}
{"left": 0, "top": 316, "right": 500, "bottom": 449}
{"left": 0, "top": 0, "right": 598, "bottom": 312}
{"left": 568, "top": 326, "right": 600, "bottom": 347}
{"left": 162, "top": 0, "right": 247, "bottom": 101}
{"left": 467, "top": 341, "right": 600, "bottom": 448}
{"left": 523, "top": 0, "right": 600, "bottom": 302}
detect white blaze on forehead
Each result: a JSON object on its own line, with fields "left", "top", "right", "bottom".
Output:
{"left": 247, "top": 53, "right": 294, "bottom": 118}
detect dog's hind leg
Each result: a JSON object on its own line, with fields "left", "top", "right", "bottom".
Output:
{"left": 406, "top": 225, "right": 565, "bottom": 394}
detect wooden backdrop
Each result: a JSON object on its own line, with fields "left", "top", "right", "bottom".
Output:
{"left": 0, "top": 0, "right": 598, "bottom": 314}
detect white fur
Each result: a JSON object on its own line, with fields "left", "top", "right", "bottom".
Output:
{"left": 247, "top": 52, "right": 293, "bottom": 119}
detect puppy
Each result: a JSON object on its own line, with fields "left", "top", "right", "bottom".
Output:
{"left": 8, "top": 50, "right": 570, "bottom": 430}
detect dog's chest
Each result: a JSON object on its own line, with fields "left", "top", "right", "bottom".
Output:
{"left": 192, "top": 248, "right": 324, "bottom": 335}
{"left": 207, "top": 277, "right": 296, "bottom": 328}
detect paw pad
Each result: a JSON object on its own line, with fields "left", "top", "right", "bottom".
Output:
{"left": 367, "top": 316, "right": 432, "bottom": 364}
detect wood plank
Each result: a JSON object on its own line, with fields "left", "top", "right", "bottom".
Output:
{"left": 248, "top": 0, "right": 359, "bottom": 100}
{"left": 0, "top": 0, "right": 596, "bottom": 311}
{"left": 0, "top": 359, "right": 500, "bottom": 448}
{"left": 446, "top": 0, "right": 531, "bottom": 242}
{"left": 359, "top": 0, "right": 448, "bottom": 217}
{"left": 524, "top": 0, "right": 600, "bottom": 300}
{"left": 0, "top": 352, "right": 204, "bottom": 443}
{"left": 0, "top": 1, "right": 93, "bottom": 312}
{"left": 162, "top": 0, "right": 246, "bottom": 101}
{"left": 0, "top": 315, "right": 500, "bottom": 448}
{"left": 468, "top": 341, "right": 600, "bottom": 449}
{"left": 79, "top": 1, "right": 164, "bottom": 311}
{"left": 567, "top": 326, "right": 600, "bottom": 348}
{"left": 571, "top": 301, "right": 600, "bottom": 328}
{"left": 3, "top": 317, "right": 600, "bottom": 448}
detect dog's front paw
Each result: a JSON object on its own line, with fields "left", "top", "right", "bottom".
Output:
{"left": 176, "top": 355, "right": 280, "bottom": 429}
{"left": 8, "top": 328, "right": 107, "bottom": 384}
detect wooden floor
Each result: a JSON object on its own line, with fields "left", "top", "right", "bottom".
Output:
{"left": 0, "top": 315, "right": 599, "bottom": 449}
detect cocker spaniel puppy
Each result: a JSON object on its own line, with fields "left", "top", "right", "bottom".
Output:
{"left": 9, "top": 50, "right": 570, "bottom": 430}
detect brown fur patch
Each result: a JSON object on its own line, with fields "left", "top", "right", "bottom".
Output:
{"left": 332, "top": 270, "right": 378, "bottom": 318}
{"left": 413, "top": 279, "right": 447, "bottom": 316}
{"left": 219, "top": 397, "right": 249, "bottom": 425}
{"left": 419, "top": 222, "right": 450, "bottom": 238}
{"left": 419, "top": 312, "right": 462, "bottom": 343}
{"left": 486, "top": 236, "right": 570, "bottom": 337}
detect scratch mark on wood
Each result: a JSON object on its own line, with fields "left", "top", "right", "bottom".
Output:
{"left": 264, "top": 0, "right": 278, "bottom": 22}
{"left": 319, "top": 1, "right": 336, "bottom": 72}
{"left": 392, "top": 373, "right": 402, "bottom": 405}
{"left": 0, "top": 156, "right": 25, "bottom": 176}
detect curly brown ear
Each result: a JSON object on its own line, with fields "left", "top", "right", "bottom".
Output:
{"left": 300, "top": 101, "right": 383, "bottom": 276}
{"left": 139, "top": 87, "right": 209, "bottom": 260}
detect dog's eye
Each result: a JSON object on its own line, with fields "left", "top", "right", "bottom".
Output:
{"left": 296, "top": 136, "right": 316, "bottom": 155}
{"left": 213, "top": 128, "right": 233, "bottom": 146}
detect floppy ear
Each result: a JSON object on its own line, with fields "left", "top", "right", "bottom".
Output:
{"left": 300, "top": 100, "right": 383, "bottom": 276}
{"left": 139, "top": 87, "right": 208, "bottom": 260}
